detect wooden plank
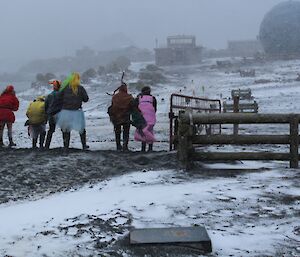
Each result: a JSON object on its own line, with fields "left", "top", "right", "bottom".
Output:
{"left": 223, "top": 103, "right": 258, "bottom": 110}
{"left": 172, "top": 105, "right": 219, "bottom": 112}
{"left": 193, "top": 135, "right": 291, "bottom": 145}
{"left": 231, "top": 89, "right": 252, "bottom": 99}
{"left": 224, "top": 102, "right": 257, "bottom": 107}
{"left": 192, "top": 152, "right": 291, "bottom": 161}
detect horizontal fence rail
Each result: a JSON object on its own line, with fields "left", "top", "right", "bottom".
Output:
{"left": 179, "top": 113, "right": 300, "bottom": 124}
{"left": 177, "top": 112, "right": 300, "bottom": 169}
{"left": 231, "top": 89, "right": 253, "bottom": 99}
{"left": 192, "top": 135, "right": 293, "bottom": 145}
{"left": 223, "top": 102, "right": 258, "bottom": 113}
{"left": 192, "top": 152, "right": 293, "bottom": 161}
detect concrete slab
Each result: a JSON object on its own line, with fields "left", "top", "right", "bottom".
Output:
{"left": 130, "top": 226, "right": 212, "bottom": 252}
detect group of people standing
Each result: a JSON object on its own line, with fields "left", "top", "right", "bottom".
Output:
{"left": 108, "top": 82, "right": 157, "bottom": 152}
{"left": 25, "top": 72, "right": 89, "bottom": 149}
{"left": 0, "top": 72, "right": 157, "bottom": 151}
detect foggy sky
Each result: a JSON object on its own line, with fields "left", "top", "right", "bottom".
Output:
{"left": 0, "top": 0, "right": 291, "bottom": 63}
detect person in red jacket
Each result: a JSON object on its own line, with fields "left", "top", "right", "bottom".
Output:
{"left": 0, "top": 85, "right": 19, "bottom": 147}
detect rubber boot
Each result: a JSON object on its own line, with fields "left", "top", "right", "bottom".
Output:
{"left": 62, "top": 133, "right": 66, "bottom": 149}
{"left": 8, "top": 137, "right": 16, "bottom": 147}
{"left": 63, "top": 132, "right": 70, "bottom": 149}
{"left": 32, "top": 138, "right": 38, "bottom": 149}
{"left": 115, "top": 132, "right": 122, "bottom": 151}
{"left": 45, "top": 131, "right": 53, "bottom": 149}
{"left": 0, "top": 124, "right": 4, "bottom": 147}
{"left": 122, "top": 143, "right": 129, "bottom": 152}
{"left": 141, "top": 142, "right": 146, "bottom": 152}
{"left": 39, "top": 132, "right": 46, "bottom": 149}
{"left": 80, "top": 130, "right": 89, "bottom": 150}
{"left": 148, "top": 144, "right": 153, "bottom": 152}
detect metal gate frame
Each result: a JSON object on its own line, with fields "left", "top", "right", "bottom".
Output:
{"left": 169, "top": 93, "right": 221, "bottom": 151}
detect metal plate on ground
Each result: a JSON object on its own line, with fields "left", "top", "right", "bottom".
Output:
{"left": 130, "top": 226, "right": 212, "bottom": 252}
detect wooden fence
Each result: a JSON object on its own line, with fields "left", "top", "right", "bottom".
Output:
{"left": 177, "top": 112, "right": 300, "bottom": 169}
{"left": 223, "top": 101, "right": 258, "bottom": 113}
{"left": 231, "top": 88, "right": 253, "bottom": 100}
{"left": 223, "top": 93, "right": 258, "bottom": 135}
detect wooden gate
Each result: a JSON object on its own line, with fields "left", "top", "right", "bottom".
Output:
{"left": 169, "top": 94, "right": 221, "bottom": 151}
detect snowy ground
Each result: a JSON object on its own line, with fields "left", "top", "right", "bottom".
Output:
{"left": 0, "top": 59, "right": 300, "bottom": 256}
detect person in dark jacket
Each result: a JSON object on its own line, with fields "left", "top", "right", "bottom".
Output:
{"left": 0, "top": 85, "right": 19, "bottom": 147}
{"left": 109, "top": 82, "right": 134, "bottom": 151}
{"left": 55, "top": 73, "right": 89, "bottom": 149}
{"left": 44, "top": 80, "right": 62, "bottom": 149}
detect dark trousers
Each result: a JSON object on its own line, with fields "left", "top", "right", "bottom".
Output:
{"left": 0, "top": 122, "right": 12, "bottom": 139}
{"left": 0, "top": 122, "right": 14, "bottom": 146}
{"left": 48, "top": 116, "right": 56, "bottom": 133}
{"left": 114, "top": 123, "right": 130, "bottom": 151}
{"left": 45, "top": 116, "right": 56, "bottom": 149}
{"left": 29, "top": 124, "right": 46, "bottom": 148}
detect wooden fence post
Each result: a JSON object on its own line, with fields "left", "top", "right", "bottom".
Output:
{"left": 290, "top": 115, "right": 299, "bottom": 168}
{"left": 177, "top": 114, "right": 194, "bottom": 170}
{"left": 174, "top": 117, "right": 179, "bottom": 150}
{"left": 169, "top": 111, "right": 174, "bottom": 151}
{"left": 233, "top": 96, "right": 239, "bottom": 135}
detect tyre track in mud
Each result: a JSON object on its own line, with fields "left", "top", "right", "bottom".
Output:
{"left": 0, "top": 148, "right": 178, "bottom": 204}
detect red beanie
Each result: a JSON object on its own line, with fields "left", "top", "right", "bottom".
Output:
{"left": 6, "top": 85, "right": 14, "bottom": 93}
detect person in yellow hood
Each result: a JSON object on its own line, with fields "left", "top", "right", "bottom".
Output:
{"left": 26, "top": 96, "right": 47, "bottom": 148}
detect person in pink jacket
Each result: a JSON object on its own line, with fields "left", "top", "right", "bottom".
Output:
{"left": 134, "top": 86, "right": 157, "bottom": 152}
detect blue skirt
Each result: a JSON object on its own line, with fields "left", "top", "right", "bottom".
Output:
{"left": 56, "top": 109, "right": 86, "bottom": 133}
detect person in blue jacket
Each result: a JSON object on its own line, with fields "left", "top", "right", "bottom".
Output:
{"left": 45, "top": 80, "right": 62, "bottom": 149}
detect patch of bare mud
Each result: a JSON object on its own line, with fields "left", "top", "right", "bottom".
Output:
{"left": 0, "top": 148, "right": 178, "bottom": 204}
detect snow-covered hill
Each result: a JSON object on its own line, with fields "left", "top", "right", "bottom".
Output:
{"left": 0, "top": 60, "right": 300, "bottom": 256}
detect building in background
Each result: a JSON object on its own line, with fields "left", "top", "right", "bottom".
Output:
{"left": 155, "top": 35, "right": 202, "bottom": 66}
{"left": 227, "top": 40, "right": 263, "bottom": 57}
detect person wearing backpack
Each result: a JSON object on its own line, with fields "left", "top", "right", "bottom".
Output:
{"left": 108, "top": 82, "right": 134, "bottom": 151}
{"left": 0, "top": 85, "right": 19, "bottom": 147}
{"left": 44, "top": 80, "right": 62, "bottom": 149}
{"left": 26, "top": 96, "right": 47, "bottom": 148}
